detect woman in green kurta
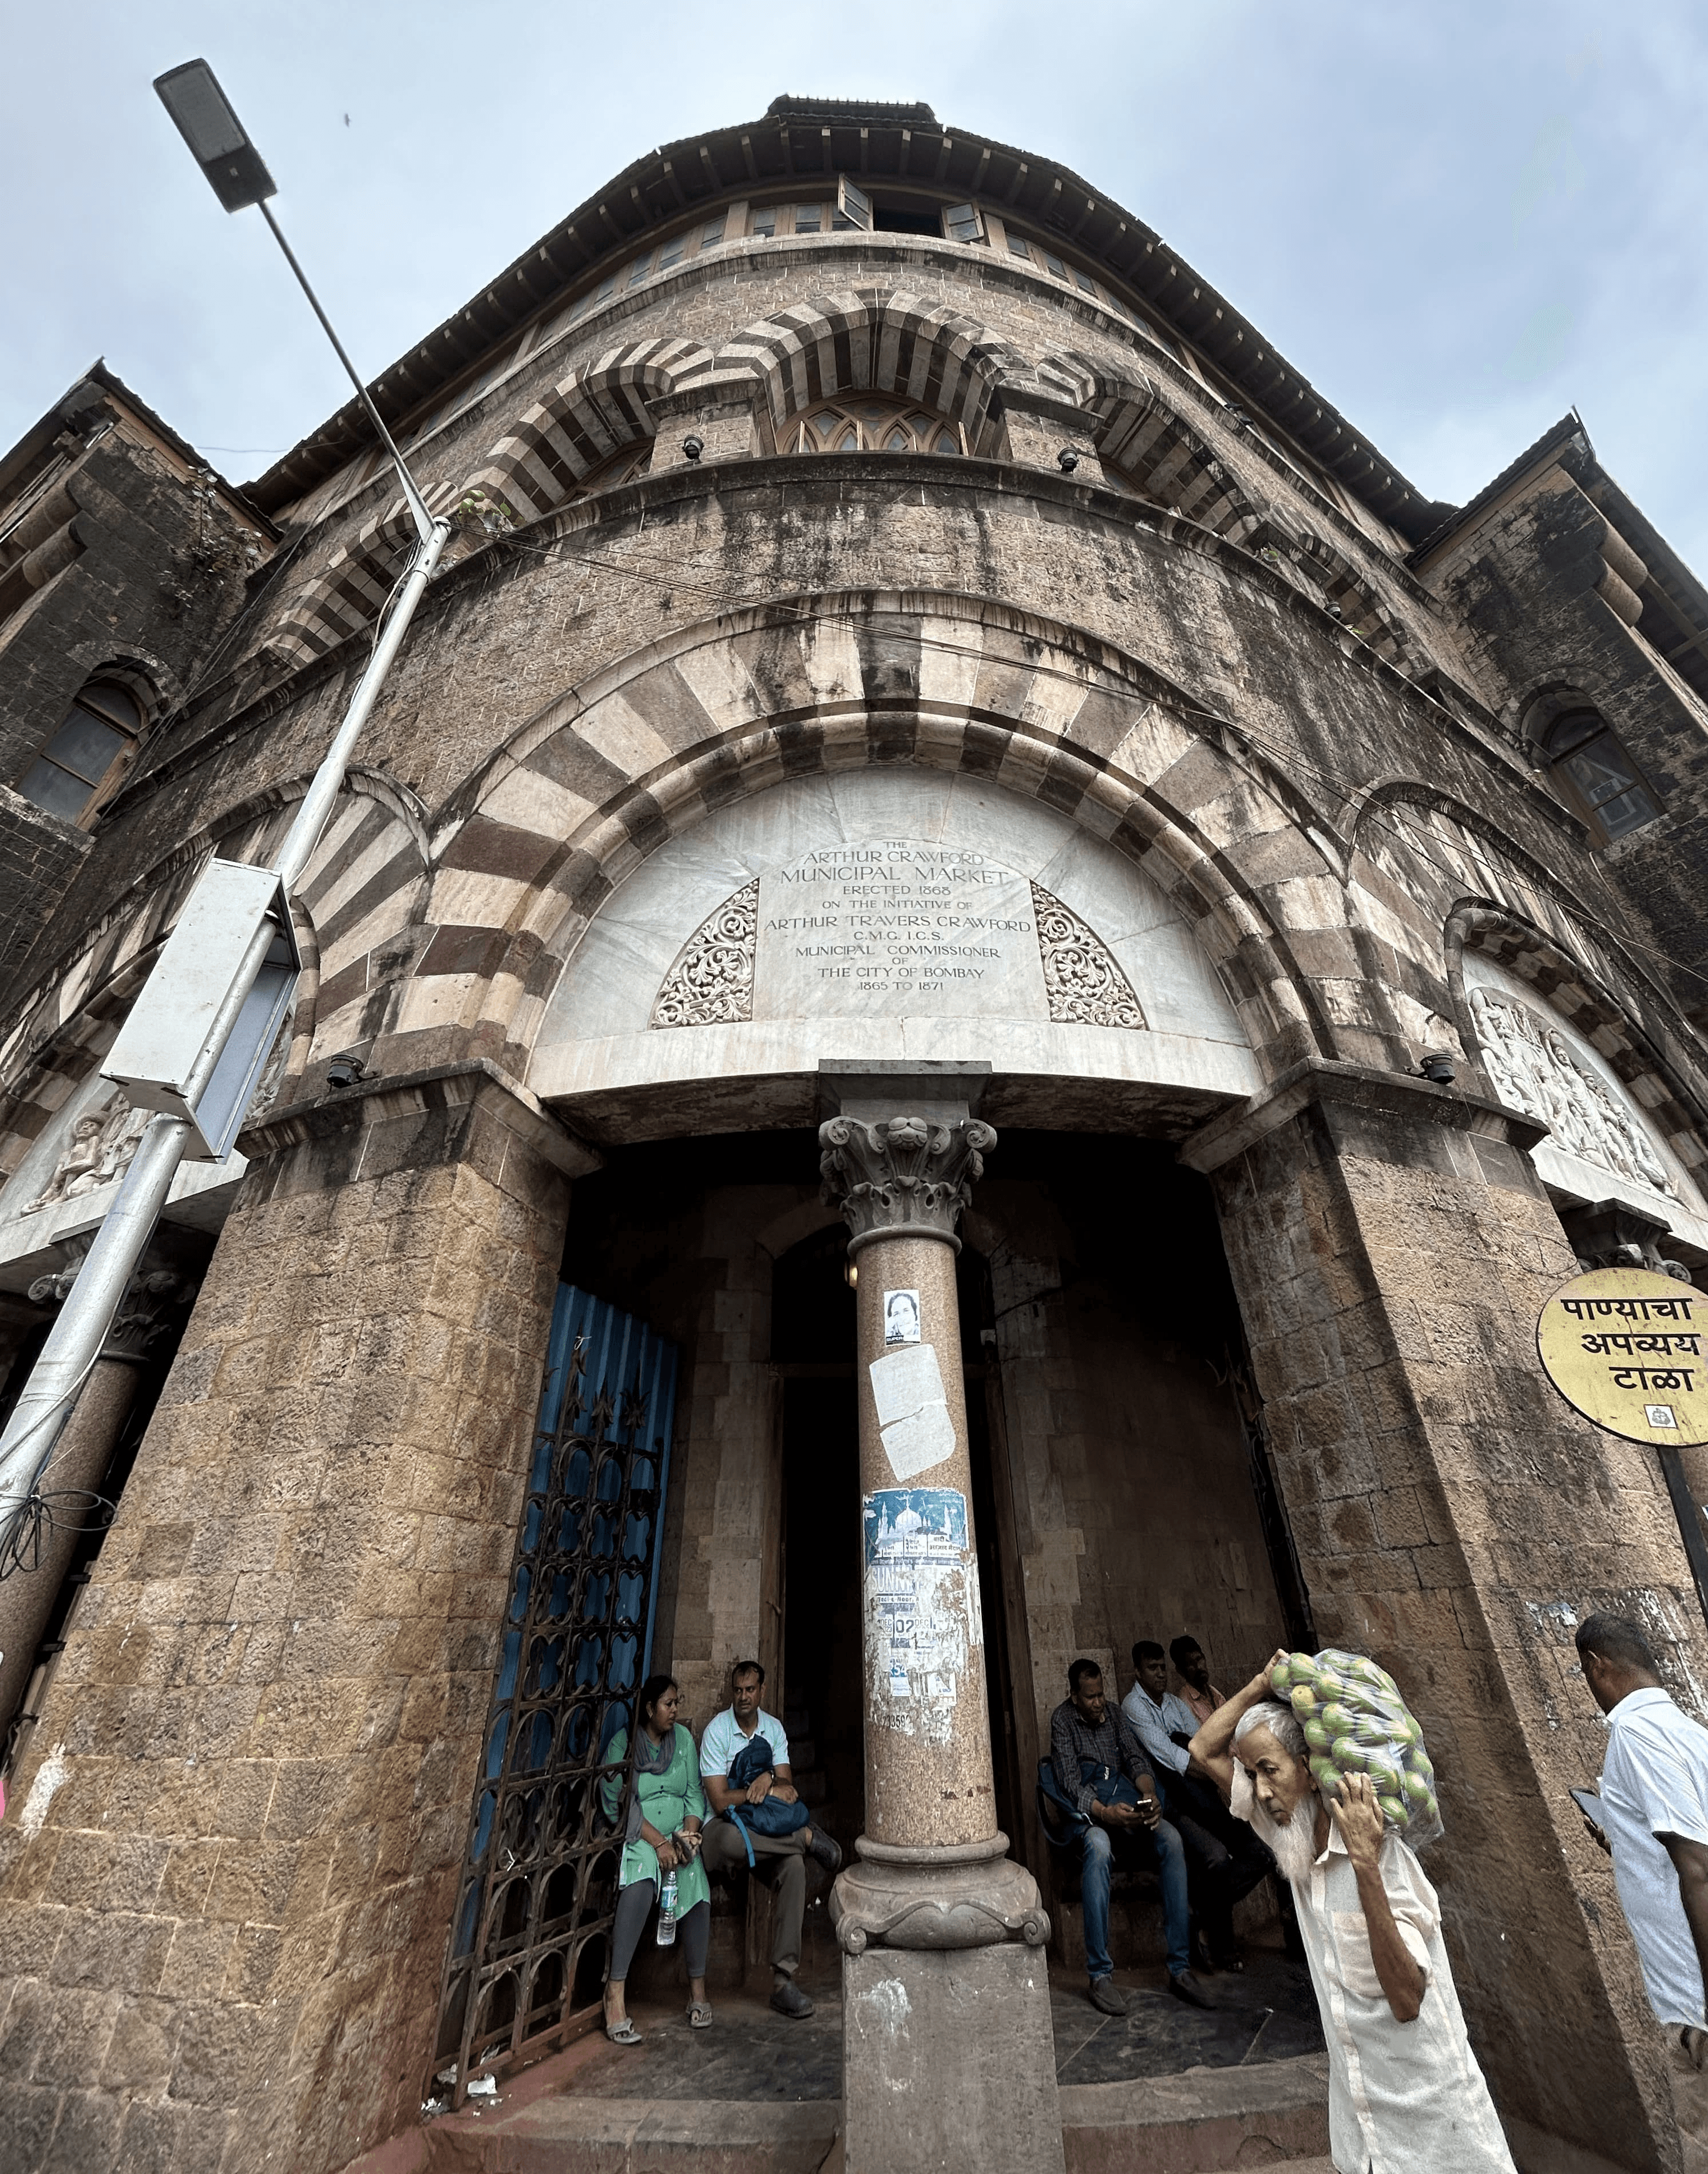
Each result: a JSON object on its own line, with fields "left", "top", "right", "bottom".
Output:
{"left": 599, "top": 1674, "right": 712, "bottom": 2041}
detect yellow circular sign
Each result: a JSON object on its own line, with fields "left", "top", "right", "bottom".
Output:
{"left": 1537, "top": 1266, "right": 1708, "bottom": 1447}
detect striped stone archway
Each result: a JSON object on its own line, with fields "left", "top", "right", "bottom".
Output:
{"left": 393, "top": 589, "right": 1352, "bottom": 1086}
{"left": 696, "top": 288, "right": 1023, "bottom": 449}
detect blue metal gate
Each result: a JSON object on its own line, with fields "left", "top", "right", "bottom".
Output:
{"left": 433, "top": 1285, "right": 678, "bottom": 2092}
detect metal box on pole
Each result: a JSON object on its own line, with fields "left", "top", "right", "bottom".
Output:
{"left": 101, "top": 859, "right": 300, "bottom": 1160}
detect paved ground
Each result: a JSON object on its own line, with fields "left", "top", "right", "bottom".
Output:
{"left": 567, "top": 1941, "right": 1322, "bottom": 2103}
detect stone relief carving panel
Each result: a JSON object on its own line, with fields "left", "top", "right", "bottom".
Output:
{"left": 1029, "top": 883, "right": 1146, "bottom": 1029}
{"left": 651, "top": 879, "right": 760, "bottom": 1028}
{"left": 1468, "top": 985, "right": 1680, "bottom": 1202}
{"left": 25, "top": 1094, "right": 149, "bottom": 1215}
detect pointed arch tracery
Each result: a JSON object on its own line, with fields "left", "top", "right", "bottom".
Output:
{"left": 699, "top": 288, "right": 1016, "bottom": 450}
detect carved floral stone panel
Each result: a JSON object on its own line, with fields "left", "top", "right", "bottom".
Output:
{"left": 651, "top": 880, "right": 759, "bottom": 1028}
{"left": 1029, "top": 883, "right": 1146, "bottom": 1029}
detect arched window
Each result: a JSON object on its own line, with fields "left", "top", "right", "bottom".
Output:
{"left": 18, "top": 679, "right": 143, "bottom": 823}
{"left": 1543, "top": 710, "right": 1659, "bottom": 841}
{"left": 574, "top": 443, "right": 652, "bottom": 495}
{"left": 782, "top": 397, "right": 962, "bottom": 457}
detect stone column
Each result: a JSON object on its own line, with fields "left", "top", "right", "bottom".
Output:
{"left": 1184, "top": 1059, "right": 1701, "bottom": 2174}
{"left": 818, "top": 1068, "right": 1063, "bottom": 2174}
{"left": 0, "top": 1251, "right": 197, "bottom": 1741}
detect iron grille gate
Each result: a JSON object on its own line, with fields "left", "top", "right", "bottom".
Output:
{"left": 433, "top": 1284, "right": 678, "bottom": 2097}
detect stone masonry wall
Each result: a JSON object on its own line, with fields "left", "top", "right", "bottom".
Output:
{"left": 1198, "top": 1066, "right": 1702, "bottom": 2173}
{"left": 0, "top": 1066, "right": 578, "bottom": 2174}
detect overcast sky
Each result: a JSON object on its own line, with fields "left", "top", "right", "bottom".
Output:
{"left": 5, "top": 2, "right": 1704, "bottom": 568}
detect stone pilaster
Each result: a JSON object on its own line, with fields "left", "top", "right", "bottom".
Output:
{"left": 818, "top": 1071, "right": 1062, "bottom": 2174}
{"left": 1184, "top": 1059, "right": 1695, "bottom": 2174}
{"left": 0, "top": 1061, "right": 595, "bottom": 2174}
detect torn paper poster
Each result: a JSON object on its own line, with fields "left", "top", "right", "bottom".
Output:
{"left": 869, "top": 1341, "right": 956, "bottom": 1480}
{"left": 862, "top": 1488, "right": 976, "bottom": 1737}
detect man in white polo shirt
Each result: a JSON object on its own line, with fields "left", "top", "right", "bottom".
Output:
{"left": 1577, "top": 1611, "right": 1708, "bottom": 2168}
{"left": 697, "top": 1658, "right": 842, "bottom": 2018}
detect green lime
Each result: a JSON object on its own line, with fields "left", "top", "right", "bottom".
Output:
{"left": 1304, "top": 1717, "right": 1331, "bottom": 1751}
{"left": 1378, "top": 1794, "right": 1406, "bottom": 1825}
{"left": 1321, "top": 1702, "right": 1353, "bottom": 1737}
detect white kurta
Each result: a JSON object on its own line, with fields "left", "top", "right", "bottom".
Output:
{"left": 1275, "top": 1820, "right": 1516, "bottom": 2172}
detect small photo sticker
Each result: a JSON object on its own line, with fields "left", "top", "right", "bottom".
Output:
{"left": 884, "top": 1289, "right": 922, "bottom": 1346}
{"left": 1646, "top": 1404, "right": 1679, "bottom": 1428}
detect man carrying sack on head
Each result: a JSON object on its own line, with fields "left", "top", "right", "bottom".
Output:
{"left": 1191, "top": 1648, "right": 1516, "bottom": 2173}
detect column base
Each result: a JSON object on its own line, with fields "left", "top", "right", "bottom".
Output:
{"left": 842, "top": 1942, "right": 1065, "bottom": 2174}
{"left": 830, "top": 1832, "right": 1051, "bottom": 1953}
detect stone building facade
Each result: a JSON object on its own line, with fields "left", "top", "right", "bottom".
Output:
{"left": 2, "top": 93, "right": 1708, "bottom": 2172}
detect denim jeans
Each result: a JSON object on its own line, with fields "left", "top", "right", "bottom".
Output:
{"left": 1078, "top": 1816, "right": 1190, "bottom": 1982}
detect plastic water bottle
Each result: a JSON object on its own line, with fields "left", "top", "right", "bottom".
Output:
{"left": 656, "top": 1867, "right": 679, "bottom": 1945}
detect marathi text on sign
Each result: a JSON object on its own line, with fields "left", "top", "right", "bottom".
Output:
{"left": 1536, "top": 1267, "right": 1708, "bottom": 1447}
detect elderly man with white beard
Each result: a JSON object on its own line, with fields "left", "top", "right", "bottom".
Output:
{"left": 1191, "top": 1650, "right": 1516, "bottom": 2173}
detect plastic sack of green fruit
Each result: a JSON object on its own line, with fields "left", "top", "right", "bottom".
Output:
{"left": 1268, "top": 1648, "right": 1443, "bottom": 1849}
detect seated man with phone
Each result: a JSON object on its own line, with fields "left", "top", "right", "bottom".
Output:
{"left": 1048, "top": 1657, "right": 1206, "bottom": 2015}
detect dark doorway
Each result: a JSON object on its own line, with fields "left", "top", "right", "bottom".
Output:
{"left": 775, "top": 1222, "right": 863, "bottom": 1853}
{"left": 772, "top": 1221, "right": 1023, "bottom": 1855}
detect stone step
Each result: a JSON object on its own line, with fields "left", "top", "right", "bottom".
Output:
{"left": 1059, "top": 2056, "right": 1332, "bottom": 2168}
{"left": 420, "top": 2053, "right": 1333, "bottom": 2173}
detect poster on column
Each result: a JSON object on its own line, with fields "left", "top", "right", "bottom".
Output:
{"left": 862, "top": 1487, "right": 981, "bottom": 1743}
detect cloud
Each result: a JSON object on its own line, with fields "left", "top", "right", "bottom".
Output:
{"left": 2, "top": 0, "right": 1703, "bottom": 570}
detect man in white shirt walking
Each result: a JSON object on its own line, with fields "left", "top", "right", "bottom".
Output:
{"left": 697, "top": 1658, "right": 841, "bottom": 2018}
{"left": 1191, "top": 1649, "right": 1516, "bottom": 2173}
{"left": 1576, "top": 1611, "right": 1708, "bottom": 2169}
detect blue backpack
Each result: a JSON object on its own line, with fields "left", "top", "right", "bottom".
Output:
{"left": 723, "top": 1734, "right": 810, "bottom": 1865}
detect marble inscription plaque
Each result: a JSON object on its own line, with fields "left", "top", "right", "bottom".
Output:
{"left": 752, "top": 838, "right": 1047, "bottom": 1020}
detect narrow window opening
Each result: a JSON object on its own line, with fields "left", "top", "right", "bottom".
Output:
{"left": 19, "top": 680, "right": 143, "bottom": 823}
{"left": 1544, "top": 710, "right": 1660, "bottom": 840}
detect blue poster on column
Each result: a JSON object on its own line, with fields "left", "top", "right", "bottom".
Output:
{"left": 863, "top": 1487, "right": 968, "bottom": 1566}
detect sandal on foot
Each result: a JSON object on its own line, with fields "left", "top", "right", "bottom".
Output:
{"left": 687, "top": 2001, "right": 714, "bottom": 2029}
{"left": 604, "top": 2015, "right": 643, "bottom": 2045}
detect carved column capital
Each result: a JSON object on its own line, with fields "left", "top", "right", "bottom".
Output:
{"left": 819, "top": 1112, "right": 997, "bottom": 1253}
{"left": 27, "top": 1240, "right": 199, "bottom": 1363}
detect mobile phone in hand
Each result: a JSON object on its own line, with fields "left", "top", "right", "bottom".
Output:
{"left": 1570, "top": 1787, "right": 1609, "bottom": 1849}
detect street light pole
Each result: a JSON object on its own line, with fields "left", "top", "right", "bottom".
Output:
{"left": 0, "top": 61, "right": 451, "bottom": 1568}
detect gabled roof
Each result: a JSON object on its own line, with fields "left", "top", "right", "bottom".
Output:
{"left": 0, "top": 359, "right": 273, "bottom": 537}
{"left": 247, "top": 96, "right": 1444, "bottom": 542}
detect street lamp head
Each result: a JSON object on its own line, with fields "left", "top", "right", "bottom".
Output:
{"left": 154, "top": 59, "right": 276, "bottom": 213}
